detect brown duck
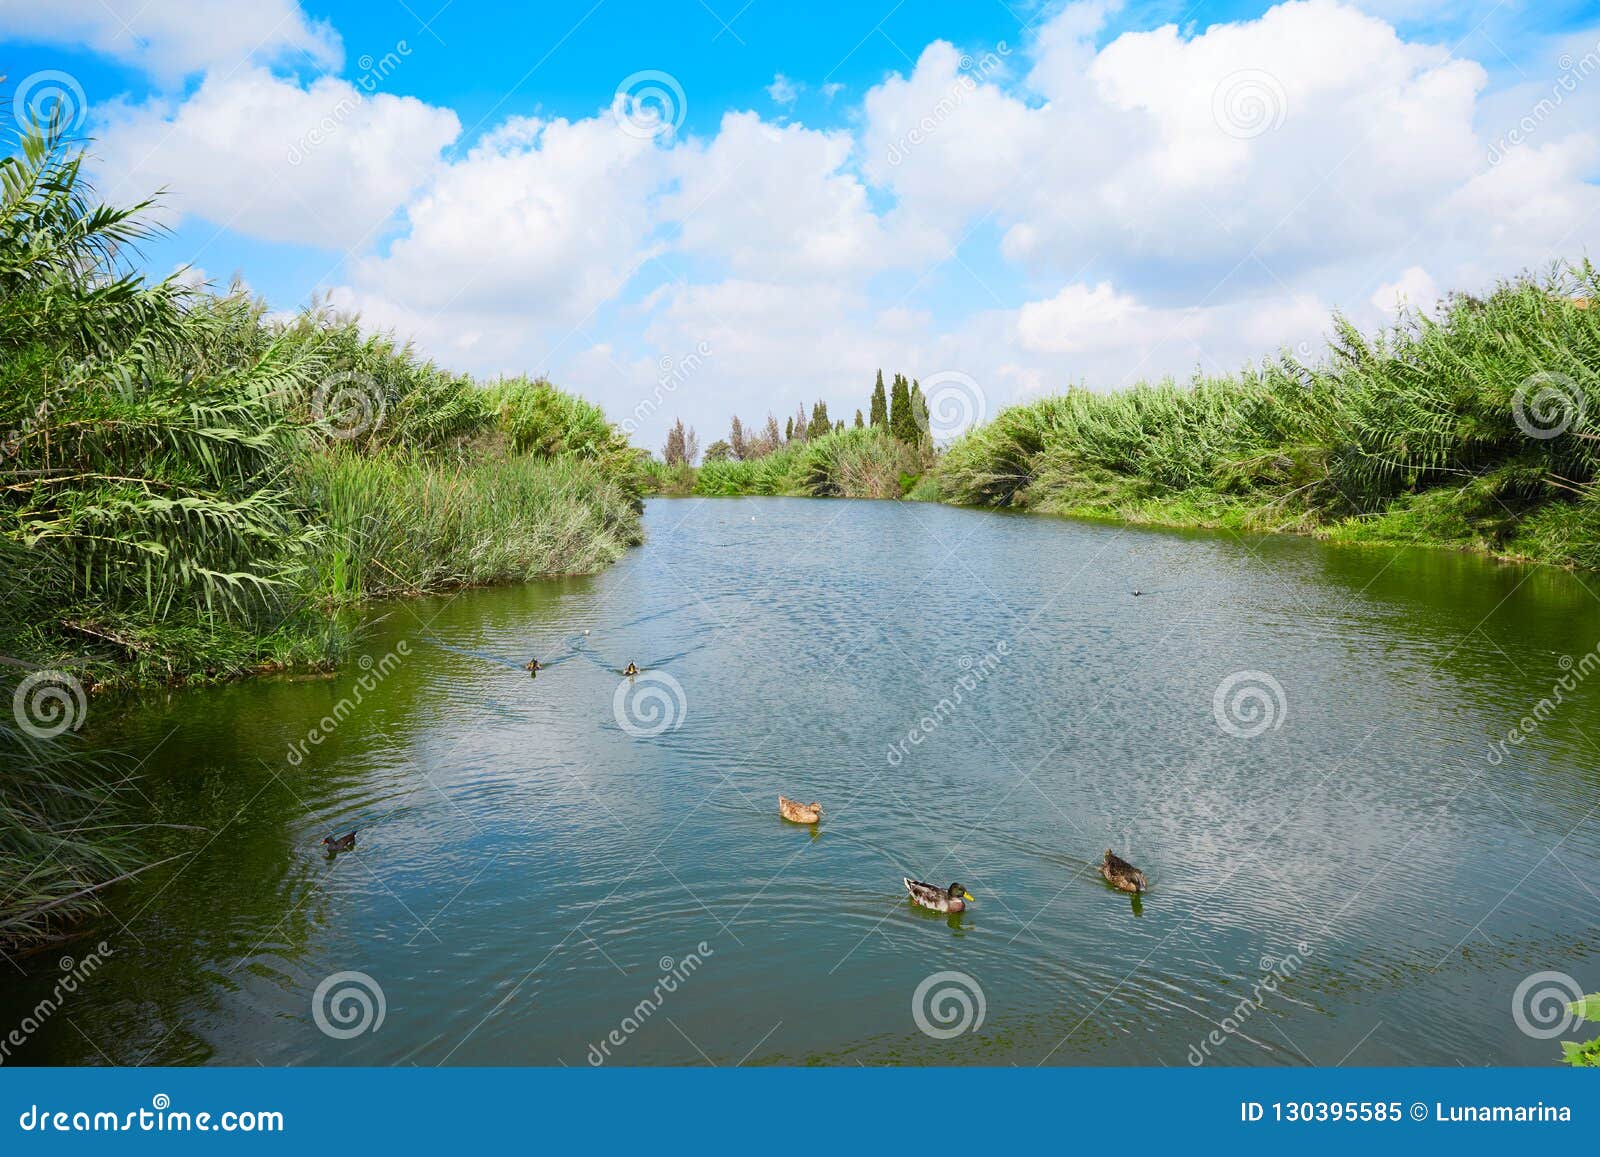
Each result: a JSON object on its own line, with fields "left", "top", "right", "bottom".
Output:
{"left": 321, "top": 829, "right": 357, "bottom": 855}
{"left": 778, "top": 796, "right": 822, "bottom": 824}
{"left": 1100, "top": 849, "right": 1148, "bottom": 893}
{"left": 622, "top": 661, "right": 639, "bottom": 677}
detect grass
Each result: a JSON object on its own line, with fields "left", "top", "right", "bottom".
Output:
{"left": 0, "top": 116, "right": 646, "bottom": 947}
{"left": 651, "top": 427, "right": 927, "bottom": 499}
{"left": 934, "top": 263, "right": 1600, "bottom": 567}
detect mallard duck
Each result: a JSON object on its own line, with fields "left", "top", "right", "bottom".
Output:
{"left": 622, "top": 661, "right": 639, "bottom": 676}
{"left": 524, "top": 658, "right": 542, "bottom": 672}
{"left": 778, "top": 796, "right": 822, "bottom": 824}
{"left": 321, "top": 829, "right": 357, "bottom": 854}
{"left": 904, "top": 878, "right": 972, "bottom": 913}
{"left": 1100, "top": 849, "right": 1148, "bottom": 893}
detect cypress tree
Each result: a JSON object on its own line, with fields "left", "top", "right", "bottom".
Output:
{"left": 811, "top": 400, "right": 831, "bottom": 438}
{"left": 854, "top": 408, "right": 864, "bottom": 428}
{"left": 793, "top": 405, "right": 808, "bottom": 441}
{"left": 869, "top": 370, "right": 887, "bottom": 428}
{"left": 835, "top": 419, "right": 844, "bottom": 433}
{"left": 889, "top": 374, "right": 915, "bottom": 444}
{"left": 785, "top": 415, "right": 794, "bottom": 442}
{"left": 910, "top": 380, "right": 929, "bottom": 443}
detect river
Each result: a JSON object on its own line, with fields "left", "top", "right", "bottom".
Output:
{"left": 5, "top": 497, "right": 1598, "bottom": 1066}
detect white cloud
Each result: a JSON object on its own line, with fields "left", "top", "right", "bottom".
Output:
{"left": 766, "top": 74, "right": 802, "bottom": 105}
{"left": 1370, "top": 266, "right": 1439, "bottom": 313}
{"left": 93, "top": 67, "right": 459, "bottom": 250}
{"left": 0, "top": 0, "right": 341, "bottom": 85}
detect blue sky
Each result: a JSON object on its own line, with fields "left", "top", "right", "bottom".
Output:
{"left": 5, "top": 0, "right": 1600, "bottom": 447}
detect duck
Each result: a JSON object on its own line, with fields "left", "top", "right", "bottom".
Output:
{"left": 321, "top": 829, "right": 357, "bottom": 855}
{"left": 524, "top": 658, "right": 542, "bottom": 673}
{"left": 778, "top": 796, "right": 822, "bottom": 824}
{"left": 622, "top": 661, "right": 639, "bottom": 677}
{"left": 904, "top": 878, "right": 973, "bottom": 913}
{"left": 1100, "top": 849, "right": 1148, "bottom": 893}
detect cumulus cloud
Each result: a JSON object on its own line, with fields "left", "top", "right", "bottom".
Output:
{"left": 93, "top": 67, "right": 459, "bottom": 250}
{"left": 0, "top": 0, "right": 341, "bottom": 85}
{"left": 766, "top": 74, "right": 802, "bottom": 105}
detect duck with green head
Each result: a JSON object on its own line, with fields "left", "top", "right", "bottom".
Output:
{"left": 904, "top": 878, "right": 973, "bottom": 914}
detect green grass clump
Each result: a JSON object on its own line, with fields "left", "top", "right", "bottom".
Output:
{"left": 937, "top": 265, "right": 1600, "bottom": 565}
{"left": 0, "top": 116, "right": 646, "bottom": 945}
{"left": 679, "top": 427, "right": 923, "bottom": 499}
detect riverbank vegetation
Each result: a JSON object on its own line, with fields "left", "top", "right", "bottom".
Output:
{"left": 644, "top": 370, "right": 935, "bottom": 498}
{"left": 936, "top": 264, "right": 1600, "bottom": 567}
{"left": 0, "top": 118, "right": 643, "bottom": 946}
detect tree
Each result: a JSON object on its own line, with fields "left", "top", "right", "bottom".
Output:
{"left": 889, "top": 373, "right": 917, "bottom": 444}
{"left": 811, "top": 400, "right": 831, "bottom": 438}
{"left": 785, "top": 415, "right": 794, "bottom": 442}
{"left": 761, "top": 413, "right": 783, "bottom": 454}
{"left": 793, "top": 404, "right": 809, "bottom": 441}
{"left": 663, "top": 419, "right": 686, "bottom": 466}
{"left": 729, "top": 415, "right": 747, "bottom": 460}
{"left": 910, "top": 380, "right": 930, "bottom": 444}
{"left": 854, "top": 408, "right": 864, "bottom": 428}
{"left": 869, "top": 370, "right": 887, "bottom": 428}
{"left": 704, "top": 439, "right": 732, "bottom": 462}
{"left": 835, "top": 419, "right": 844, "bottom": 433}
{"left": 663, "top": 418, "right": 698, "bottom": 466}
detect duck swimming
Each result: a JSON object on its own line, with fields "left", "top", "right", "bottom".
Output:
{"left": 622, "top": 661, "right": 639, "bottom": 676}
{"left": 524, "top": 658, "right": 542, "bottom": 672}
{"left": 904, "top": 878, "right": 973, "bottom": 913}
{"left": 778, "top": 796, "right": 822, "bottom": 824}
{"left": 1100, "top": 849, "right": 1148, "bottom": 893}
{"left": 321, "top": 830, "right": 357, "bottom": 855}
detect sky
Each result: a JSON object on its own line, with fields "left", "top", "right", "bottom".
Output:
{"left": 4, "top": 0, "right": 1600, "bottom": 449}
